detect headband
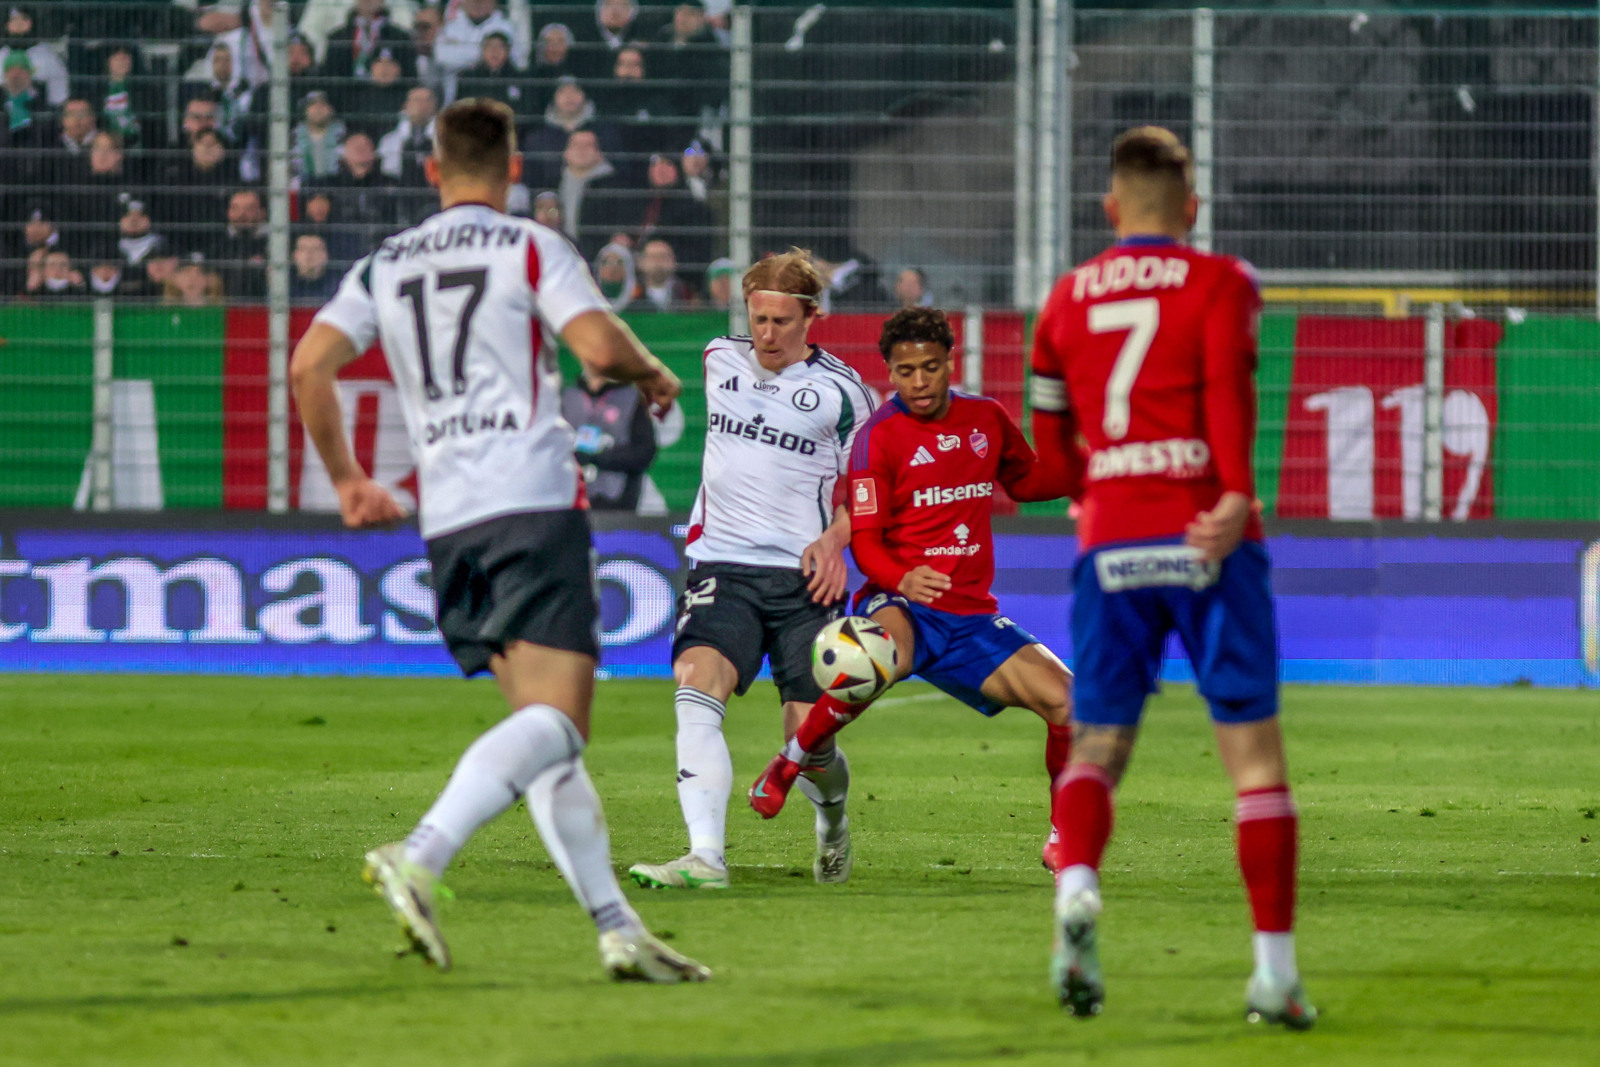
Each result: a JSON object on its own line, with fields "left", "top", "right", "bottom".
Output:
{"left": 752, "top": 289, "right": 819, "bottom": 304}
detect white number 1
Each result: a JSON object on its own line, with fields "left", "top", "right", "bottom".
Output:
{"left": 1089, "top": 298, "right": 1159, "bottom": 439}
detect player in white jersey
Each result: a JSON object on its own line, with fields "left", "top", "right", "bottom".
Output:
{"left": 290, "top": 99, "right": 709, "bottom": 984}
{"left": 628, "top": 250, "right": 877, "bottom": 891}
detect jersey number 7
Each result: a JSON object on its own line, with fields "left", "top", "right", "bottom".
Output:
{"left": 1089, "top": 297, "right": 1159, "bottom": 440}
{"left": 397, "top": 268, "right": 489, "bottom": 401}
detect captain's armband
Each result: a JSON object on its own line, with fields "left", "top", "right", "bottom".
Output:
{"left": 1029, "top": 374, "right": 1069, "bottom": 414}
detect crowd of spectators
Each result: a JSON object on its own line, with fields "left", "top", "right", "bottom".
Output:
{"left": 0, "top": 1, "right": 736, "bottom": 306}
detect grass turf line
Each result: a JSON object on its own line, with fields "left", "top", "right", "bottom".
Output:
{"left": 1, "top": 674, "right": 1597, "bottom": 1066}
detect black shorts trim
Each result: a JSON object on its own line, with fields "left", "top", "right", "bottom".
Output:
{"left": 671, "top": 561, "right": 840, "bottom": 704}
{"left": 426, "top": 509, "right": 600, "bottom": 676}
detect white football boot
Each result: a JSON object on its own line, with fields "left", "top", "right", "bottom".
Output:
{"left": 1051, "top": 888, "right": 1104, "bottom": 1017}
{"left": 627, "top": 853, "right": 730, "bottom": 890}
{"left": 814, "top": 824, "right": 853, "bottom": 884}
{"left": 599, "top": 928, "right": 713, "bottom": 983}
{"left": 362, "top": 842, "right": 451, "bottom": 971}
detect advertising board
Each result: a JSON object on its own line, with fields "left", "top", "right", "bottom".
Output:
{"left": 0, "top": 519, "right": 1590, "bottom": 687}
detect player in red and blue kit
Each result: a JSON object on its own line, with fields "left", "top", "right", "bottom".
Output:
{"left": 1030, "top": 127, "right": 1315, "bottom": 1028}
{"left": 745, "top": 307, "right": 1077, "bottom": 873}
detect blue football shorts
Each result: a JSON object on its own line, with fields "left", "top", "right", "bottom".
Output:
{"left": 1071, "top": 536, "right": 1279, "bottom": 727}
{"left": 857, "top": 591, "right": 1037, "bottom": 715}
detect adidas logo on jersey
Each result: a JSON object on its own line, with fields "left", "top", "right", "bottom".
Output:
{"left": 910, "top": 446, "right": 936, "bottom": 467}
{"left": 719, "top": 377, "right": 739, "bottom": 391}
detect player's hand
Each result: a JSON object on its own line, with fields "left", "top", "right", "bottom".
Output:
{"left": 637, "top": 366, "right": 681, "bottom": 419}
{"left": 897, "top": 565, "right": 952, "bottom": 606}
{"left": 1184, "top": 490, "right": 1253, "bottom": 562}
{"left": 801, "top": 528, "right": 849, "bottom": 605}
{"left": 336, "top": 477, "right": 407, "bottom": 530}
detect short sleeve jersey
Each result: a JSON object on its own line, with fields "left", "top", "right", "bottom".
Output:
{"left": 1029, "top": 237, "right": 1263, "bottom": 550}
{"left": 686, "top": 339, "right": 876, "bottom": 569}
{"left": 848, "top": 392, "right": 1038, "bottom": 615}
{"left": 313, "top": 203, "right": 610, "bottom": 539}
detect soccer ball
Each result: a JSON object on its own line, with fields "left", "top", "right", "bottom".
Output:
{"left": 811, "top": 617, "right": 898, "bottom": 704}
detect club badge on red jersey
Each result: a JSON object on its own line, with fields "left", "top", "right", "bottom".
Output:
{"left": 852, "top": 477, "right": 878, "bottom": 517}
{"left": 969, "top": 431, "right": 988, "bottom": 458}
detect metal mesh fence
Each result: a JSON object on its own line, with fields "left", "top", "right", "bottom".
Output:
{"left": 1071, "top": 9, "right": 1599, "bottom": 295}
{"left": 1, "top": 3, "right": 1598, "bottom": 519}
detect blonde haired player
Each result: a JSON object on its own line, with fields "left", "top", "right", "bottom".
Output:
{"left": 628, "top": 250, "right": 878, "bottom": 890}
{"left": 291, "top": 98, "right": 708, "bottom": 983}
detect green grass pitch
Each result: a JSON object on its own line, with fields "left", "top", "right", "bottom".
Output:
{"left": 2, "top": 674, "right": 1597, "bottom": 1066}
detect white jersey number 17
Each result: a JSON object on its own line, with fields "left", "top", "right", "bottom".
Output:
{"left": 396, "top": 267, "right": 489, "bottom": 400}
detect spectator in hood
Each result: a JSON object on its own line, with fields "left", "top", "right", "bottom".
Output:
{"left": 292, "top": 90, "right": 347, "bottom": 179}
{"left": 530, "top": 22, "right": 577, "bottom": 99}
{"left": 591, "top": 241, "right": 635, "bottom": 311}
{"left": 532, "top": 190, "right": 562, "bottom": 231}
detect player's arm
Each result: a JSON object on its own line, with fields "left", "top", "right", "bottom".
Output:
{"left": 290, "top": 258, "right": 407, "bottom": 530}
{"left": 560, "top": 311, "right": 680, "bottom": 417}
{"left": 994, "top": 401, "right": 1079, "bottom": 502}
{"left": 535, "top": 230, "right": 681, "bottom": 416}
{"left": 1186, "top": 268, "right": 1260, "bottom": 562}
{"left": 801, "top": 504, "right": 851, "bottom": 605}
{"left": 1025, "top": 302, "right": 1089, "bottom": 500}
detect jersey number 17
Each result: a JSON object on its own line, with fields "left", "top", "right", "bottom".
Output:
{"left": 397, "top": 268, "right": 488, "bottom": 400}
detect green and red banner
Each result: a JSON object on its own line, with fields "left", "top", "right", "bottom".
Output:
{"left": 3, "top": 305, "right": 1596, "bottom": 518}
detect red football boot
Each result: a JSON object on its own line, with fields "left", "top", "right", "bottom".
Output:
{"left": 1042, "top": 827, "right": 1068, "bottom": 872}
{"left": 748, "top": 753, "right": 801, "bottom": 819}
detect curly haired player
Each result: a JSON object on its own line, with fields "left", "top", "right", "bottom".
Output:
{"left": 746, "top": 307, "right": 1078, "bottom": 876}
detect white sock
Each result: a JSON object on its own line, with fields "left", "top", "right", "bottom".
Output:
{"left": 1253, "top": 931, "right": 1298, "bottom": 983}
{"left": 526, "top": 756, "right": 641, "bottom": 935}
{"left": 1054, "top": 863, "right": 1100, "bottom": 910}
{"left": 674, "top": 686, "right": 730, "bottom": 869}
{"left": 796, "top": 743, "right": 850, "bottom": 846}
{"left": 404, "top": 704, "right": 583, "bottom": 877}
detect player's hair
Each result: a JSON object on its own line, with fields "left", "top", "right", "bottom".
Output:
{"left": 878, "top": 306, "right": 954, "bottom": 360}
{"left": 434, "top": 98, "right": 516, "bottom": 183}
{"left": 1110, "top": 126, "right": 1193, "bottom": 214}
{"left": 741, "top": 248, "right": 824, "bottom": 310}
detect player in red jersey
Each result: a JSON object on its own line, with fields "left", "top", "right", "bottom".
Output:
{"left": 1030, "top": 127, "right": 1315, "bottom": 1028}
{"left": 745, "top": 307, "right": 1077, "bottom": 873}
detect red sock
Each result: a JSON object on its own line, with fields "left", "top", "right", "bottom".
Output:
{"left": 1236, "top": 786, "right": 1298, "bottom": 933}
{"left": 1045, "top": 723, "right": 1072, "bottom": 782}
{"left": 1052, "top": 764, "right": 1115, "bottom": 870}
{"left": 792, "top": 693, "right": 866, "bottom": 755}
